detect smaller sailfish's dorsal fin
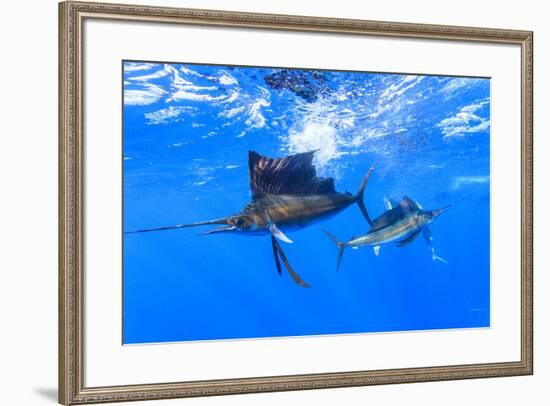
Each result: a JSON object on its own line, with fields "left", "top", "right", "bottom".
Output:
{"left": 248, "top": 150, "right": 335, "bottom": 199}
{"left": 399, "top": 196, "right": 421, "bottom": 213}
{"left": 383, "top": 196, "right": 399, "bottom": 210}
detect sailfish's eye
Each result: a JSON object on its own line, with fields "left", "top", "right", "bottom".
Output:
{"left": 235, "top": 217, "right": 251, "bottom": 229}
{"left": 229, "top": 216, "right": 244, "bottom": 227}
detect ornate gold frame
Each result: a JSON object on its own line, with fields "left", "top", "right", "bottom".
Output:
{"left": 59, "top": 1, "right": 533, "bottom": 404}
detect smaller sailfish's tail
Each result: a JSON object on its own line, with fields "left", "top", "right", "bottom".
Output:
{"left": 354, "top": 166, "right": 374, "bottom": 227}
{"left": 322, "top": 230, "right": 347, "bottom": 272}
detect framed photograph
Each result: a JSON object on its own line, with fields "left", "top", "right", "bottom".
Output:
{"left": 59, "top": 1, "right": 533, "bottom": 404}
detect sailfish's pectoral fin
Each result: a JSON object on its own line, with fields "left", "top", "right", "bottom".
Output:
{"left": 271, "top": 237, "right": 310, "bottom": 288}
{"left": 271, "top": 236, "right": 282, "bottom": 275}
{"left": 423, "top": 227, "right": 448, "bottom": 263}
{"left": 422, "top": 226, "right": 433, "bottom": 246}
{"left": 396, "top": 230, "right": 422, "bottom": 247}
{"left": 269, "top": 223, "right": 293, "bottom": 244}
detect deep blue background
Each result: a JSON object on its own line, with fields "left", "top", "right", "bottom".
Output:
{"left": 123, "top": 62, "right": 490, "bottom": 344}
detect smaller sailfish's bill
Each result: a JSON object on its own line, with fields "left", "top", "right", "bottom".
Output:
{"left": 323, "top": 196, "right": 450, "bottom": 271}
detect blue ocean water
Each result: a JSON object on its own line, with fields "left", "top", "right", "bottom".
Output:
{"left": 123, "top": 61, "right": 490, "bottom": 344}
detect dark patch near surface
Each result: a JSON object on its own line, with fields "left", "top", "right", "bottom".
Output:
{"left": 263, "top": 69, "right": 330, "bottom": 102}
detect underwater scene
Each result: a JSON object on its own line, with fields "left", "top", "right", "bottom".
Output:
{"left": 123, "top": 61, "right": 490, "bottom": 344}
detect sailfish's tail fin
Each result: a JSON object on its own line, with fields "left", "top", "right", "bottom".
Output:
{"left": 125, "top": 217, "right": 228, "bottom": 234}
{"left": 354, "top": 166, "right": 374, "bottom": 227}
{"left": 322, "top": 230, "right": 347, "bottom": 272}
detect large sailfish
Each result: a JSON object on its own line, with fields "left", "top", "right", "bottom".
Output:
{"left": 323, "top": 196, "right": 449, "bottom": 271}
{"left": 127, "top": 150, "right": 374, "bottom": 287}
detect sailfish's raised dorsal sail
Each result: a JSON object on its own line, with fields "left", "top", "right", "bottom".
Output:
{"left": 248, "top": 150, "right": 335, "bottom": 199}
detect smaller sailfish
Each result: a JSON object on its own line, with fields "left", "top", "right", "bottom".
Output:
{"left": 323, "top": 196, "right": 449, "bottom": 271}
{"left": 127, "top": 150, "right": 374, "bottom": 287}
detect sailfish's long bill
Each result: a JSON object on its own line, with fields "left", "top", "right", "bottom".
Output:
{"left": 323, "top": 196, "right": 450, "bottom": 271}
{"left": 125, "top": 217, "right": 231, "bottom": 234}
{"left": 126, "top": 150, "right": 375, "bottom": 287}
